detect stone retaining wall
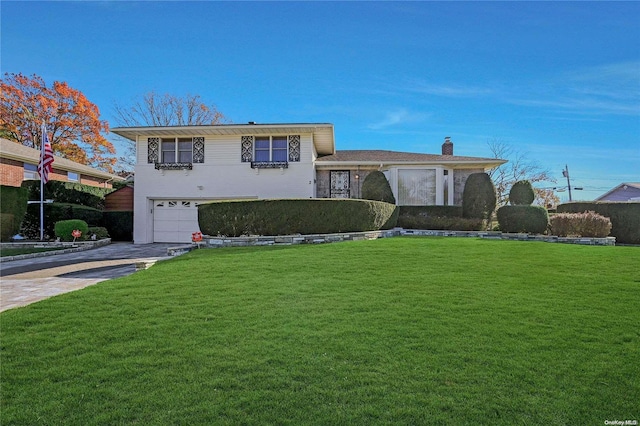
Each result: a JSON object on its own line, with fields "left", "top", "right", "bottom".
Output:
{"left": 193, "top": 229, "right": 615, "bottom": 250}
{"left": 0, "top": 239, "right": 112, "bottom": 262}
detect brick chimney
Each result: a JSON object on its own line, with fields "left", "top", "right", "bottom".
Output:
{"left": 442, "top": 136, "right": 453, "bottom": 155}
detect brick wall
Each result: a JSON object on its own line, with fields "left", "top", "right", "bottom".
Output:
{"left": 81, "top": 174, "right": 111, "bottom": 188}
{"left": 0, "top": 158, "right": 25, "bottom": 187}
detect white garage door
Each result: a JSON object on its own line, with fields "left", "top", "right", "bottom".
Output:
{"left": 153, "top": 200, "right": 205, "bottom": 243}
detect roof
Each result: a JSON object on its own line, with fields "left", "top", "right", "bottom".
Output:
{"left": 0, "top": 138, "right": 124, "bottom": 181}
{"left": 111, "top": 123, "right": 336, "bottom": 156}
{"left": 316, "top": 149, "right": 507, "bottom": 169}
{"left": 595, "top": 182, "right": 640, "bottom": 201}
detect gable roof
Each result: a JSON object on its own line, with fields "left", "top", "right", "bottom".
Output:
{"left": 111, "top": 123, "right": 336, "bottom": 155}
{"left": 0, "top": 138, "right": 124, "bottom": 181}
{"left": 594, "top": 182, "right": 640, "bottom": 201}
{"left": 316, "top": 149, "right": 506, "bottom": 169}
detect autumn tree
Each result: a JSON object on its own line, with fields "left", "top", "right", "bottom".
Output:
{"left": 486, "top": 138, "right": 558, "bottom": 208}
{"left": 112, "top": 91, "right": 229, "bottom": 170}
{"left": 0, "top": 73, "right": 116, "bottom": 172}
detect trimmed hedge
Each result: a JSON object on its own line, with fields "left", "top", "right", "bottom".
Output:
{"left": 103, "top": 211, "right": 133, "bottom": 241}
{"left": 361, "top": 171, "right": 396, "bottom": 204}
{"left": 557, "top": 202, "right": 640, "bottom": 244}
{"left": 462, "top": 173, "right": 496, "bottom": 221}
{"left": 0, "top": 185, "right": 28, "bottom": 240}
{"left": 54, "top": 219, "right": 89, "bottom": 242}
{"left": 88, "top": 226, "right": 110, "bottom": 240}
{"left": 397, "top": 206, "right": 483, "bottom": 230}
{"left": 497, "top": 205, "right": 549, "bottom": 234}
{"left": 22, "top": 203, "right": 103, "bottom": 240}
{"left": 550, "top": 211, "right": 612, "bottom": 238}
{"left": 509, "top": 180, "right": 535, "bottom": 205}
{"left": 198, "top": 199, "right": 399, "bottom": 237}
{"left": 21, "top": 180, "right": 112, "bottom": 210}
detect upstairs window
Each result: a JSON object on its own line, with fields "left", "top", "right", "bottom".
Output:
{"left": 254, "top": 136, "right": 288, "bottom": 162}
{"left": 162, "top": 138, "right": 193, "bottom": 163}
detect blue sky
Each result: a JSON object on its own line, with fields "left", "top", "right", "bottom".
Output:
{"left": 2, "top": 1, "right": 639, "bottom": 201}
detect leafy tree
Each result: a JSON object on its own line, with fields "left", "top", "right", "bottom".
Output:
{"left": 462, "top": 172, "right": 497, "bottom": 221}
{"left": 486, "top": 138, "right": 556, "bottom": 207}
{"left": 112, "top": 91, "right": 229, "bottom": 170}
{"left": 361, "top": 171, "right": 396, "bottom": 204}
{"left": 0, "top": 73, "right": 116, "bottom": 172}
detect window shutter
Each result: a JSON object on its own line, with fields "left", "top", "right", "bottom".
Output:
{"left": 241, "top": 136, "right": 254, "bottom": 162}
{"left": 193, "top": 137, "right": 205, "bottom": 163}
{"left": 288, "top": 135, "right": 301, "bottom": 162}
{"left": 148, "top": 138, "right": 159, "bottom": 163}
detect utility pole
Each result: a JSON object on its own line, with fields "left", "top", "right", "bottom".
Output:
{"left": 562, "top": 165, "right": 572, "bottom": 202}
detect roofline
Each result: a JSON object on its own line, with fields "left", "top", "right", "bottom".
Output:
{"left": 111, "top": 123, "right": 334, "bottom": 140}
{"left": 315, "top": 159, "right": 507, "bottom": 167}
{"left": 594, "top": 182, "right": 640, "bottom": 201}
{"left": 0, "top": 139, "right": 124, "bottom": 181}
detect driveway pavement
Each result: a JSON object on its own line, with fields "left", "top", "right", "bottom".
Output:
{"left": 0, "top": 242, "right": 186, "bottom": 312}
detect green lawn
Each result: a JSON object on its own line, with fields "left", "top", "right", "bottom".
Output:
{"left": 0, "top": 246, "right": 68, "bottom": 257}
{"left": 1, "top": 238, "right": 638, "bottom": 425}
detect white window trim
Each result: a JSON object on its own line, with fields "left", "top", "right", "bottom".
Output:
{"left": 161, "top": 137, "right": 193, "bottom": 164}
{"left": 254, "top": 136, "right": 288, "bottom": 162}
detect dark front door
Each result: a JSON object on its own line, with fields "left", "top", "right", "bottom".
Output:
{"left": 330, "top": 170, "right": 350, "bottom": 198}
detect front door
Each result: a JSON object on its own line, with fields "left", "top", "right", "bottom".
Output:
{"left": 330, "top": 171, "right": 350, "bottom": 198}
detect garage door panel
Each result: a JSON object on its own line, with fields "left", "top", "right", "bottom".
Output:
{"left": 153, "top": 199, "right": 208, "bottom": 243}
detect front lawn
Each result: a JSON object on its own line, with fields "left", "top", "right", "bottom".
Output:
{"left": 1, "top": 238, "right": 638, "bottom": 424}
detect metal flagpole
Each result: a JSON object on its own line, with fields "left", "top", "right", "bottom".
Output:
{"left": 40, "top": 123, "right": 45, "bottom": 241}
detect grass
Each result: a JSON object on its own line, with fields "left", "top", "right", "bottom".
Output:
{"left": 0, "top": 246, "right": 69, "bottom": 257}
{"left": 1, "top": 237, "right": 639, "bottom": 425}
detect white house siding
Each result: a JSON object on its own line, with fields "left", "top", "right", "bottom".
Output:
{"left": 133, "top": 133, "right": 316, "bottom": 243}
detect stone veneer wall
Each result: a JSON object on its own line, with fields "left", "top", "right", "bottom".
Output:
{"left": 452, "top": 169, "right": 484, "bottom": 205}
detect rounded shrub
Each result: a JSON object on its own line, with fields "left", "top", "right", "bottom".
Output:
{"left": 462, "top": 173, "right": 497, "bottom": 220}
{"left": 361, "top": 171, "right": 396, "bottom": 204}
{"left": 54, "top": 219, "right": 89, "bottom": 242}
{"left": 497, "top": 205, "right": 549, "bottom": 234}
{"left": 509, "top": 180, "right": 535, "bottom": 205}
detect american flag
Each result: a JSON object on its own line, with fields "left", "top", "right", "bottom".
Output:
{"left": 38, "top": 124, "right": 54, "bottom": 183}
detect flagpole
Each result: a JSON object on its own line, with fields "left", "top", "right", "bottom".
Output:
{"left": 40, "top": 123, "right": 45, "bottom": 241}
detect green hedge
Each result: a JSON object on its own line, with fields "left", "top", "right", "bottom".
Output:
{"left": 0, "top": 185, "right": 28, "bottom": 240}
{"left": 103, "top": 211, "right": 133, "bottom": 241}
{"left": 22, "top": 203, "right": 103, "bottom": 240}
{"left": 557, "top": 202, "right": 640, "bottom": 244}
{"left": 21, "top": 180, "right": 112, "bottom": 210}
{"left": 198, "top": 199, "right": 398, "bottom": 237}
{"left": 54, "top": 220, "right": 89, "bottom": 242}
{"left": 462, "top": 173, "right": 496, "bottom": 221}
{"left": 497, "top": 205, "right": 549, "bottom": 234}
{"left": 361, "top": 171, "right": 396, "bottom": 204}
{"left": 397, "top": 206, "right": 483, "bottom": 230}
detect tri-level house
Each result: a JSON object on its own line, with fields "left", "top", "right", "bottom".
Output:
{"left": 112, "top": 123, "right": 505, "bottom": 243}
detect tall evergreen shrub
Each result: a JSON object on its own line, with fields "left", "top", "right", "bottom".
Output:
{"left": 462, "top": 173, "right": 497, "bottom": 221}
{"left": 509, "top": 180, "right": 535, "bottom": 205}
{"left": 361, "top": 171, "right": 396, "bottom": 204}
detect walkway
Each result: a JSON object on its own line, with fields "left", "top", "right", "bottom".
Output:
{"left": 0, "top": 242, "right": 185, "bottom": 312}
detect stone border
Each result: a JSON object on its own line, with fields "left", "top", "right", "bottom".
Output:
{"left": 0, "top": 239, "right": 112, "bottom": 262}
{"left": 184, "top": 229, "right": 614, "bottom": 251}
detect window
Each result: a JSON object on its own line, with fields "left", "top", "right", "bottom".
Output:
{"left": 398, "top": 169, "right": 436, "bottom": 206}
{"left": 254, "top": 136, "right": 288, "bottom": 162}
{"left": 161, "top": 138, "right": 193, "bottom": 163}
{"left": 24, "top": 163, "right": 38, "bottom": 180}
{"left": 68, "top": 172, "right": 79, "bottom": 182}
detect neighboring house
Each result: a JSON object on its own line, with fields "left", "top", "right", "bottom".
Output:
{"left": 0, "top": 138, "right": 123, "bottom": 188}
{"left": 594, "top": 183, "right": 640, "bottom": 202}
{"left": 112, "top": 123, "right": 505, "bottom": 243}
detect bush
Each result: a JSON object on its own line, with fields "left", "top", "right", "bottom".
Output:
{"left": 550, "top": 211, "right": 612, "bottom": 237}
{"left": 361, "top": 171, "right": 396, "bottom": 204}
{"left": 0, "top": 185, "right": 28, "bottom": 239}
{"left": 54, "top": 219, "right": 89, "bottom": 242}
{"left": 557, "top": 202, "right": 640, "bottom": 244}
{"left": 397, "top": 206, "right": 483, "bottom": 230}
{"left": 462, "top": 173, "right": 496, "bottom": 221}
{"left": 497, "top": 205, "right": 549, "bottom": 234}
{"left": 88, "top": 226, "right": 110, "bottom": 240}
{"left": 22, "top": 203, "right": 103, "bottom": 240}
{"left": 198, "top": 199, "right": 398, "bottom": 237}
{"left": 509, "top": 180, "right": 535, "bottom": 205}
{"left": 21, "top": 180, "right": 112, "bottom": 210}
{"left": 103, "top": 211, "right": 133, "bottom": 241}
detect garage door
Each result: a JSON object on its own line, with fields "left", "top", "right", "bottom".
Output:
{"left": 153, "top": 200, "right": 205, "bottom": 243}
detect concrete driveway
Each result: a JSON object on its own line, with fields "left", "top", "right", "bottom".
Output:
{"left": 0, "top": 242, "right": 186, "bottom": 312}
